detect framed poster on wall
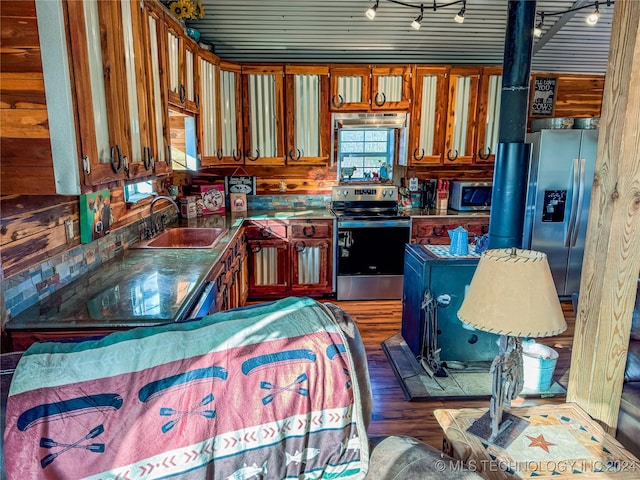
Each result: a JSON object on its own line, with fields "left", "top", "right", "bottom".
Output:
{"left": 530, "top": 76, "right": 558, "bottom": 117}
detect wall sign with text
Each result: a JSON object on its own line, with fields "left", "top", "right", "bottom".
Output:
{"left": 531, "top": 76, "right": 558, "bottom": 117}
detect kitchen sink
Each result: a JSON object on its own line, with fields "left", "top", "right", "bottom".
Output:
{"left": 134, "top": 228, "right": 227, "bottom": 249}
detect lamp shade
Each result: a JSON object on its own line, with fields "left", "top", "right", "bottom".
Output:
{"left": 457, "top": 248, "right": 567, "bottom": 337}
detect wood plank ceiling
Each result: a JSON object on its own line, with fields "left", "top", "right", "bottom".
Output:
{"left": 188, "top": 0, "right": 614, "bottom": 74}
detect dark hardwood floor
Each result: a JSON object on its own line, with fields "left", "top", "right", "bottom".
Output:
{"left": 328, "top": 299, "right": 576, "bottom": 450}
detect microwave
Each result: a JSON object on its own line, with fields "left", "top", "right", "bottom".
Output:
{"left": 448, "top": 181, "right": 492, "bottom": 211}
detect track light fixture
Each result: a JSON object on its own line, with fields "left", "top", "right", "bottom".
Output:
{"left": 533, "top": 12, "right": 544, "bottom": 38}
{"left": 363, "top": 0, "right": 612, "bottom": 33}
{"left": 454, "top": 0, "right": 466, "bottom": 24}
{"left": 586, "top": 1, "right": 600, "bottom": 25}
{"left": 366, "top": 0, "right": 379, "bottom": 20}
{"left": 411, "top": 5, "right": 424, "bottom": 30}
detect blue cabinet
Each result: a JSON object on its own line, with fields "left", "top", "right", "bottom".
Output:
{"left": 401, "top": 244, "right": 499, "bottom": 365}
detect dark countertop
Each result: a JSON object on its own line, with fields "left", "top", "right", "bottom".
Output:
{"left": 4, "top": 207, "right": 485, "bottom": 332}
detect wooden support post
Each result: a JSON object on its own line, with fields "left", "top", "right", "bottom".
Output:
{"left": 566, "top": 0, "right": 640, "bottom": 433}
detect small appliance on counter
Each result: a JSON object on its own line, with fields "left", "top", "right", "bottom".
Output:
{"left": 448, "top": 181, "right": 492, "bottom": 211}
{"left": 420, "top": 179, "right": 437, "bottom": 210}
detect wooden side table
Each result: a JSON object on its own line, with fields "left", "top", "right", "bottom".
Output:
{"left": 434, "top": 403, "right": 640, "bottom": 479}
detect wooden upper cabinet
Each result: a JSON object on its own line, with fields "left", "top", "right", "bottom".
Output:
{"left": 141, "top": 0, "right": 171, "bottom": 176}
{"left": 444, "top": 66, "right": 481, "bottom": 165}
{"left": 164, "top": 12, "right": 198, "bottom": 113}
{"left": 371, "top": 66, "right": 412, "bottom": 110}
{"left": 475, "top": 66, "right": 502, "bottom": 163}
{"left": 242, "top": 65, "right": 285, "bottom": 165}
{"left": 217, "top": 61, "right": 244, "bottom": 164}
{"left": 284, "top": 65, "right": 331, "bottom": 165}
{"left": 198, "top": 51, "right": 220, "bottom": 167}
{"left": 408, "top": 66, "right": 449, "bottom": 165}
{"left": 65, "top": 0, "right": 129, "bottom": 187}
{"left": 329, "top": 66, "right": 371, "bottom": 111}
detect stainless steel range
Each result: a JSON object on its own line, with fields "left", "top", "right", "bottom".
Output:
{"left": 332, "top": 185, "right": 411, "bottom": 300}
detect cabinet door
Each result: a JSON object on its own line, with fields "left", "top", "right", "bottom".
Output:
{"left": 444, "top": 67, "right": 480, "bottom": 165}
{"left": 329, "top": 66, "right": 371, "bottom": 111}
{"left": 142, "top": 0, "right": 171, "bottom": 176}
{"left": 371, "top": 66, "right": 411, "bottom": 111}
{"left": 475, "top": 66, "right": 502, "bottom": 163}
{"left": 119, "top": 0, "right": 155, "bottom": 179}
{"left": 218, "top": 62, "right": 244, "bottom": 163}
{"left": 242, "top": 65, "right": 285, "bottom": 165}
{"left": 409, "top": 66, "right": 449, "bottom": 165}
{"left": 284, "top": 65, "right": 330, "bottom": 165}
{"left": 290, "top": 238, "right": 331, "bottom": 294}
{"left": 66, "top": 0, "right": 127, "bottom": 186}
{"left": 247, "top": 238, "right": 289, "bottom": 297}
{"left": 164, "top": 13, "right": 187, "bottom": 108}
{"left": 183, "top": 38, "right": 200, "bottom": 113}
{"left": 198, "top": 52, "right": 220, "bottom": 167}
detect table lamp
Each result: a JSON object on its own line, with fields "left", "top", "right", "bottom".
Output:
{"left": 457, "top": 248, "right": 567, "bottom": 448}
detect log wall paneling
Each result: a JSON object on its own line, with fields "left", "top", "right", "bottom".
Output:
{"left": 566, "top": 0, "right": 640, "bottom": 433}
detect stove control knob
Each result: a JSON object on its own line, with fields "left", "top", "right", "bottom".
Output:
{"left": 343, "top": 190, "right": 348, "bottom": 197}
{"left": 387, "top": 189, "right": 395, "bottom": 197}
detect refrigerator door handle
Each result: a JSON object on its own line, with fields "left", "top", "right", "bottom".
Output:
{"left": 565, "top": 157, "right": 580, "bottom": 247}
{"left": 571, "top": 157, "right": 587, "bottom": 246}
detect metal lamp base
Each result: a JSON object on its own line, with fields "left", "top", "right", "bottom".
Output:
{"left": 467, "top": 410, "right": 530, "bottom": 449}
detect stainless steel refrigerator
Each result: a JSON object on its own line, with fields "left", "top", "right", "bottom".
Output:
{"left": 523, "top": 128, "right": 598, "bottom": 297}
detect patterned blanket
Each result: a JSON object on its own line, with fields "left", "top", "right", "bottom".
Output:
{"left": 4, "top": 297, "right": 369, "bottom": 479}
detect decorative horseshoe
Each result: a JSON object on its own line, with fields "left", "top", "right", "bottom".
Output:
{"left": 246, "top": 149, "right": 260, "bottom": 162}
{"left": 478, "top": 146, "right": 492, "bottom": 160}
{"left": 216, "top": 148, "right": 223, "bottom": 160}
{"left": 259, "top": 226, "right": 272, "bottom": 238}
{"left": 374, "top": 92, "right": 386, "bottom": 107}
{"left": 166, "top": 145, "right": 172, "bottom": 166}
{"left": 232, "top": 149, "right": 242, "bottom": 162}
{"left": 413, "top": 148, "right": 425, "bottom": 161}
{"left": 179, "top": 84, "right": 186, "bottom": 103}
{"left": 294, "top": 241, "right": 306, "bottom": 253}
{"left": 288, "top": 148, "right": 302, "bottom": 161}
{"left": 432, "top": 226, "right": 445, "bottom": 237}
{"left": 251, "top": 243, "right": 262, "bottom": 254}
{"left": 302, "top": 225, "right": 316, "bottom": 237}
{"left": 143, "top": 146, "right": 152, "bottom": 170}
{"left": 331, "top": 94, "right": 344, "bottom": 109}
{"left": 110, "top": 145, "right": 123, "bottom": 173}
{"left": 447, "top": 149, "right": 459, "bottom": 161}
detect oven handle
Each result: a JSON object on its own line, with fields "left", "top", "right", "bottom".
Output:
{"left": 338, "top": 219, "right": 410, "bottom": 228}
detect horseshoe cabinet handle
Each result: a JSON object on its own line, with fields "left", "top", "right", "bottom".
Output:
{"left": 477, "top": 146, "right": 492, "bottom": 160}
{"left": 216, "top": 148, "right": 223, "bottom": 160}
{"left": 447, "top": 149, "right": 459, "bottom": 162}
{"left": 110, "top": 145, "right": 123, "bottom": 173}
{"left": 331, "top": 94, "right": 344, "bottom": 109}
{"left": 374, "top": 92, "right": 386, "bottom": 107}
{"left": 288, "top": 148, "right": 302, "bottom": 161}
{"left": 143, "top": 146, "right": 153, "bottom": 170}
{"left": 294, "top": 241, "right": 306, "bottom": 253}
{"left": 195, "top": 93, "right": 200, "bottom": 109}
{"left": 246, "top": 149, "right": 260, "bottom": 162}
{"left": 302, "top": 225, "right": 316, "bottom": 237}
{"left": 413, "top": 148, "right": 425, "bottom": 161}
{"left": 179, "top": 84, "right": 186, "bottom": 103}
{"left": 232, "top": 149, "right": 242, "bottom": 162}
{"left": 481, "top": 224, "right": 489, "bottom": 235}
{"left": 432, "top": 225, "right": 445, "bottom": 237}
{"left": 166, "top": 145, "right": 172, "bottom": 166}
{"left": 251, "top": 243, "right": 262, "bottom": 254}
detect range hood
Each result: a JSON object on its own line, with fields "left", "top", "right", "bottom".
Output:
{"left": 332, "top": 112, "right": 408, "bottom": 129}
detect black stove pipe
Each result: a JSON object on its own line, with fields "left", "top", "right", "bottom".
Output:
{"left": 488, "top": 0, "right": 537, "bottom": 249}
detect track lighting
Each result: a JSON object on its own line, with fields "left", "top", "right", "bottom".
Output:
{"left": 454, "top": 1, "right": 466, "bottom": 24}
{"left": 586, "top": 2, "right": 600, "bottom": 25}
{"left": 366, "top": 0, "right": 378, "bottom": 20}
{"left": 411, "top": 6, "right": 423, "bottom": 30}
{"left": 533, "top": 12, "right": 544, "bottom": 38}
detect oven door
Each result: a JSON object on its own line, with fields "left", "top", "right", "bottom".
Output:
{"left": 336, "top": 218, "right": 410, "bottom": 300}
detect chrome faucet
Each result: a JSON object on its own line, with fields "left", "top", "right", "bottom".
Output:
{"left": 148, "top": 195, "right": 180, "bottom": 237}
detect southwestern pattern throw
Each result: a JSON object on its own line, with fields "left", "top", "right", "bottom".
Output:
{"left": 4, "top": 297, "right": 369, "bottom": 479}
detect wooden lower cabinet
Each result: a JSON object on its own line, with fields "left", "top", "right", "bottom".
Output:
{"left": 411, "top": 216, "right": 489, "bottom": 245}
{"left": 247, "top": 219, "right": 334, "bottom": 300}
{"left": 212, "top": 230, "right": 249, "bottom": 312}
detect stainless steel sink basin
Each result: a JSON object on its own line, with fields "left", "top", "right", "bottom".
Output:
{"left": 134, "top": 228, "right": 227, "bottom": 249}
